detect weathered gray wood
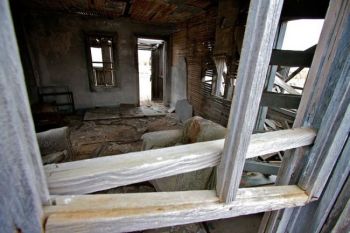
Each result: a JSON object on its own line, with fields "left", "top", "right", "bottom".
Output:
{"left": 0, "top": 0, "right": 49, "bottom": 232}
{"left": 260, "top": 0, "right": 350, "bottom": 232}
{"left": 300, "top": 101, "right": 350, "bottom": 197}
{"left": 285, "top": 67, "right": 304, "bottom": 83}
{"left": 260, "top": 92, "right": 301, "bottom": 109}
{"left": 274, "top": 76, "right": 300, "bottom": 95}
{"left": 331, "top": 198, "right": 350, "bottom": 233}
{"left": 216, "top": 0, "right": 284, "bottom": 203}
{"left": 313, "top": 137, "right": 350, "bottom": 233}
{"left": 244, "top": 160, "right": 280, "bottom": 175}
{"left": 282, "top": 59, "right": 350, "bottom": 232}
{"left": 296, "top": 1, "right": 350, "bottom": 196}
{"left": 44, "top": 185, "right": 309, "bottom": 233}
{"left": 280, "top": 136, "right": 350, "bottom": 233}
{"left": 269, "top": 45, "right": 316, "bottom": 67}
{"left": 45, "top": 128, "right": 315, "bottom": 194}
{"left": 320, "top": 176, "right": 350, "bottom": 233}
{"left": 255, "top": 22, "right": 287, "bottom": 131}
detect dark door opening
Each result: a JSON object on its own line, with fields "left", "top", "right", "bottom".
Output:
{"left": 137, "top": 38, "right": 165, "bottom": 106}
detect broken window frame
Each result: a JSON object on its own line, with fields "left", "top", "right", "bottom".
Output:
{"left": 212, "top": 55, "right": 227, "bottom": 98}
{"left": 202, "top": 55, "right": 235, "bottom": 100}
{"left": 201, "top": 55, "right": 217, "bottom": 97}
{"left": 85, "top": 33, "right": 118, "bottom": 92}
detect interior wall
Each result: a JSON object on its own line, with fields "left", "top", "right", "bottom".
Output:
{"left": 170, "top": 27, "right": 188, "bottom": 107}
{"left": 21, "top": 12, "right": 174, "bottom": 109}
{"left": 170, "top": 6, "right": 244, "bottom": 126}
{"left": 170, "top": 9, "right": 216, "bottom": 108}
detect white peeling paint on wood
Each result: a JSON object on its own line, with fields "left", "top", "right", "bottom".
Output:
{"left": 45, "top": 128, "right": 315, "bottom": 194}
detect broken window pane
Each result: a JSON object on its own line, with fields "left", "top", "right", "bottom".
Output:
{"left": 90, "top": 47, "right": 103, "bottom": 68}
{"left": 87, "top": 35, "right": 116, "bottom": 89}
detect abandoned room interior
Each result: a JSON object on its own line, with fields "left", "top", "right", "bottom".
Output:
{"left": 1, "top": 0, "right": 349, "bottom": 232}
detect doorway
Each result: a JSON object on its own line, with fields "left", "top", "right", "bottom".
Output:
{"left": 137, "top": 38, "right": 165, "bottom": 106}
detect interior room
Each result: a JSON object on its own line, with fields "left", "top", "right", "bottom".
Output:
{"left": 1, "top": 0, "right": 349, "bottom": 232}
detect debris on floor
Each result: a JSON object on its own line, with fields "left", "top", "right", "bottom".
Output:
{"left": 64, "top": 112, "right": 182, "bottom": 161}
{"left": 84, "top": 103, "right": 168, "bottom": 121}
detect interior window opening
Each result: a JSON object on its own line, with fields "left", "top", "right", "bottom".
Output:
{"left": 87, "top": 35, "right": 116, "bottom": 88}
{"left": 213, "top": 56, "right": 227, "bottom": 98}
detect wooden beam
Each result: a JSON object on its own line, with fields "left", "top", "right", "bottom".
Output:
{"left": 331, "top": 198, "right": 350, "bottom": 233}
{"left": 269, "top": 45, "right": 316, "bottom": 67}
{"left": 0, "top": 1, "right": 49, "bottom": 232}
{"left": 300, "top": 105, "right": 350, "bottom": 197}
{"left": 280, "top": 35, "right": 350, "bottom": 231}
{"left": 285, "top": 67, "right": 304, "bottom": 82}
{"left": 261, "top": 92, "right": 301, "bottom": 109}
{"left": 282, "top": 136, "right": 350, "bottom": 232}
{"left": 260, "top": 0, "right": 350, "bottom": 232}
{"left": 216, "top": 0, "right": 284, "bottom": 203}
{"left": 244, "top": 160, "right": 280, "bottom": 175}
{"left": 320, "top": 176, "right": 350, "bottom": 233}
{"left": 44, "top": 186, "right": 309, "bottom": 233}
{"left": 255, "top": 22, "right": 287, "bottom": 132}
{"left": 274, "top": 76, "right": 300, "bottom": 95}
{"left": 45, "top": 128, "right": 316, "bottom": 195}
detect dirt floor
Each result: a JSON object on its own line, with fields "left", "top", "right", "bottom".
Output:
{"left": 64, "top": 113, "right": 182, "bottom": 161}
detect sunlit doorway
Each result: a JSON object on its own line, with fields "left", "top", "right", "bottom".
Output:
{"left": 138, "top": 49, "right": 152, "bottom": 105}
{"left": 137, "top": 38, "right": 165, "bottom": 106}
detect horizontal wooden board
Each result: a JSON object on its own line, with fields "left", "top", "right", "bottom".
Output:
{"left": 274, "top": 76, "right": 301, "bottom": 95}
{"left": 270, "top": 46, "right": 316, "bottom": 67}
{"left": 260, "top": 92, "right": 301, "bottom": 109}
{"left": 45, "top": 185, "right": 309, "bottom": 233}
{"left": 244, "top": 160, "right": 280, "bottom": 175}
{"left": 45, "top": 128, "right": 316, "bottom": 194}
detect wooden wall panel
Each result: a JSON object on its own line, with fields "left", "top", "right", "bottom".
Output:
{"left": 170, "top": 5, "right": 247, "bottom": 126}
{"left": 171, "top": 8, "right": 234, "bottom": 125}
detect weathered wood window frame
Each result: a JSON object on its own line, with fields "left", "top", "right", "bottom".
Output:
{"left": 86, "top": 33, "right": 118, "bottom": 92}
{"left": 2, "top": 0, "right": 350, "bottom": 232}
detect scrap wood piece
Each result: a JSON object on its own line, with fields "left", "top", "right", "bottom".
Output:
{"left": 265, "top": 119, "right": 277, "bottom": 130}
{"left": 270, "top": 45, "right": 316, "bottom": 67}
{"left": 243, "top": 160, "right": 280, "bottom": 175}
{"left": 259, "top": 152, "right": 278, "bottom": 161}
{"left": 274, "top": 76, "right": 300, "bottom": 95}
{"left": 260, "top": 92, "right": 301, "bottom": 109}
{"left": 285, "top": 67, "right": 305, "bottom": 83}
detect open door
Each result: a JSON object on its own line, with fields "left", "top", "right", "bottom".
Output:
{"left": 151, "top": 44, "right": 164, "bottom": 100}
{"left": 137, "top": 38, "right": 164, "bottom": 105}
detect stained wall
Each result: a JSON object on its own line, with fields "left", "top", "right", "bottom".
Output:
{"left": 21, "top": 12, "right": 174, "bottom": 109}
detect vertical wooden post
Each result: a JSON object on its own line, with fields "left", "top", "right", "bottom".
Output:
{"left": 255, "top": 22, "right": 287, "bottom": 132}
{"left": 216, "top": 0, "right": 284, "bottom": 203}
{"left": 0, "top": 0, "right": 49, "bottom": 232}
{"left": 259, "top": 0, "right": 350, "bottom": 232}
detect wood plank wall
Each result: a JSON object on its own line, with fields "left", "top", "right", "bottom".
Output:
{"left": 171, "top": 8, "right": 233, "bottom": 126}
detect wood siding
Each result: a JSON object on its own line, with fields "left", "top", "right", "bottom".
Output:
{"left": 170, "top": 8, "right": 234, "bottom": 126}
